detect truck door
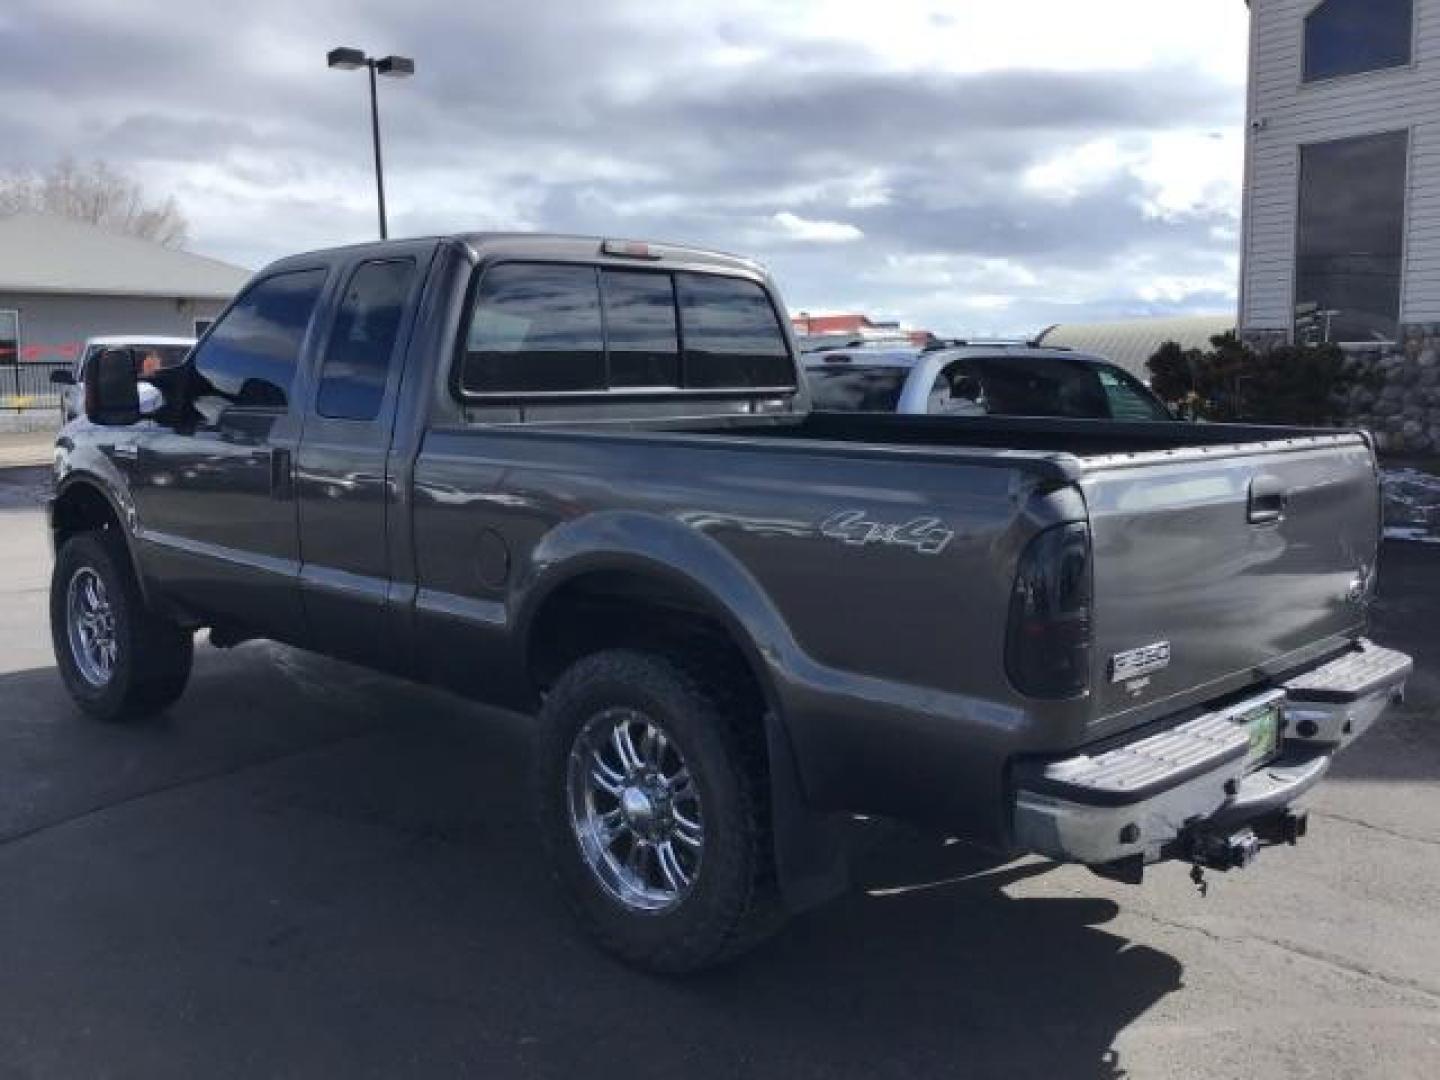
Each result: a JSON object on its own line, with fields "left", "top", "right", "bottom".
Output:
{"left": 295, "top": 246, "right": 431, "bottom": 670}
{"left": 129, "top": 267, "right": 329, "bottom": 639}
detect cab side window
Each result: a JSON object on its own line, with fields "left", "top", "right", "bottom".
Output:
{"left": 191, "top": 268, "right": 327, "bottom": 415}
{"left": 928, "top": 360, "right": 987, "bottom": 415}
{"left": 317, "top": 259, "right": 416, "bottom": 420}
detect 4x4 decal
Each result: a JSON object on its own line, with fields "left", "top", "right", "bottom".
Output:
{"left": 818, "top": 509, "right": 954, "bottom": 555}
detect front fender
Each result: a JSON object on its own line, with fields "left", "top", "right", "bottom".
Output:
{"left": 51, "top": 436, "right": 152, "bottom": 607}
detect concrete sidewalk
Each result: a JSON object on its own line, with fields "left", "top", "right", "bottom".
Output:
{"left": 0, "top": 431, "right": 55, "bottom": 469}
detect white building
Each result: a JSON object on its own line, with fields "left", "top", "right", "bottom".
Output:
{"left": 1239, "top": 0, "right": 1440, "bottom": 348}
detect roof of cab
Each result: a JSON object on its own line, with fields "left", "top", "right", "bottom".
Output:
{"left": 265, "top": 232, "right": 765, "bottom": 276}
{"left": 802, "top": 342, "right": 1113, "bottom": 369}
{"left": 458, "top": 233, "right": 762, "bottom": 271}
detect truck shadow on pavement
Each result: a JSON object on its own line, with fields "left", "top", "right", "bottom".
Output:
{"left": 0, "top": 650, "right": 1180, "bottom": 1080}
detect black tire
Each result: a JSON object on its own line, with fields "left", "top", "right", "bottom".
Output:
{"left": 535, "top": 648, "right": 783, "bottom": 973}
{"left": 50, "top": 531, "right": 193, "bottom": 722}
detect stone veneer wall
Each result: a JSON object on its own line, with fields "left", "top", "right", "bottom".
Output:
{"left": 1336, "top": 323, "right": 1440, "bottom": 455}
{"left": 1243, "top": 323, "right": 1440, "bottom": 455}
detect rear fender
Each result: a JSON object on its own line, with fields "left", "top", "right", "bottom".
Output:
{"left": 514, "top": 511, "right": 849, "bottom": 912}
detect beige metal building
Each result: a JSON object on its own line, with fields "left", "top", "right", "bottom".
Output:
{"left": 1034, "top": 315, "right": 1235, "bottom": 379}
{"left": 0, "top": 212, "right": 250, "bottom": 367}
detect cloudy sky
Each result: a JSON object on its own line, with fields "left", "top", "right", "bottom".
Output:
{"left": 3, "top": 0, "right": 1250, "bottom": 336}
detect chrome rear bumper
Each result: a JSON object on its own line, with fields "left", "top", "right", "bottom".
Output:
{"left": 1013, "top": 640, "right": 1412, "bottom": 868}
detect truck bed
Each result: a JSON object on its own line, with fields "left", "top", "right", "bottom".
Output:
{"left": 681, "top": 411, "right": 1380, "bottom": 737}
{"left": 693, "top": 410, "right": 1364, "bottom": 460}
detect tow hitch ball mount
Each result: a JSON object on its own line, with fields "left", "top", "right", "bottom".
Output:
{"left": 1186, "top": 809, "right": 1310, "bottom": 896}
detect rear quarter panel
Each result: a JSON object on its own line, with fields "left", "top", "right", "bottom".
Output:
{"left": 409, "top": 426, "right": 1075, "bottom": 834}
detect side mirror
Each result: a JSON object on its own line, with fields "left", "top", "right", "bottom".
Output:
{"left": 84, "top": 347, "right": 141, "bottom": 426}
{"left": 50, "top": 369, "right": 76, "bottom": 386}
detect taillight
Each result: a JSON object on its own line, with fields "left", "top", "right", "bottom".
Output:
{"left": 1006, "top": 522, "right": 1092, "bottom": 698}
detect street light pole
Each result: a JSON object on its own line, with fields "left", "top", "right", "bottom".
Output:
{"left": 367, "top": 60, "right": 387, "bottom": 239}
{"left": 327, "top": 47, "right": 415, "bottom": 241}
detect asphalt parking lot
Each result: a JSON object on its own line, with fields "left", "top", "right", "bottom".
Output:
{"left": 1, "top": 464, "right": 1437, "bottom": 1079}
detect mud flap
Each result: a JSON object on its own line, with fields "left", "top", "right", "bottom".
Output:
{"left": 765, "top": 711, "right": 850, "bottom": 913}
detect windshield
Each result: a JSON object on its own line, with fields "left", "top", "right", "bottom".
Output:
{"left": 805, "top": 365, "right": 910, "bottom": 411}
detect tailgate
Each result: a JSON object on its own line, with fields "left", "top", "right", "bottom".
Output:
{"left": 1080, "top": 435, "right": 1379, "bottom": 731}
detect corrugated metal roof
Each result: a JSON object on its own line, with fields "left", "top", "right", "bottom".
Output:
{"left": 1035, "top": 314, "right": 1235, "bottom": 379}
{"left": 0, "top": 212, "right": 250, "bottom": 299}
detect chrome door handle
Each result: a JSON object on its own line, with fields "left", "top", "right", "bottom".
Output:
{"left": 1248, "top": 475, "right": 1288, "bottom": 525}
{"left": 270, "top": 447, "right": 294, "bottom": 500}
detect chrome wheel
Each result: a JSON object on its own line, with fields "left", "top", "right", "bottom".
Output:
{"left": 66, "top": 567, "right": 117, "bottom": 687}
{"left": 567, "top": 707, "right": 704, "bottom": 914}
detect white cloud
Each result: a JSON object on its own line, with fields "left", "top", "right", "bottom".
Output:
{"left": 768, "top": 211, "right": 864, "bottom": 243}
{"left": 1132, "top": 130, "right": 1244, "bottom": 222}
{"left": 1021, "top": 138, "right": 1129, "bottom": 202}
{"left": 866, "top": 254, "right": 1040, "bottom": 290}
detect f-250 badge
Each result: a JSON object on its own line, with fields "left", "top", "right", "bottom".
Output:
{"left": 819, "top": 510, "right": 954, "bottom": 555}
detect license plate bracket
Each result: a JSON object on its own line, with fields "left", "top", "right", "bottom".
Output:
{"left": 1237, "top": 701, "right": 1282, "bottom": 769}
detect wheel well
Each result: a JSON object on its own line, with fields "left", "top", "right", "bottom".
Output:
{"left": 531, "top": 571, "right": 849, "bottom": 912}
{"left": 527, "top": 570, "right": 769, "bottom": 716}
{"left": 52, "top": 482, "right": 123, "bottom": 549}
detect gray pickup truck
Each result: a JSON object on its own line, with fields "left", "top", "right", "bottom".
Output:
{"left": 50, "top": 233, "right": 1412, "bottom": 972}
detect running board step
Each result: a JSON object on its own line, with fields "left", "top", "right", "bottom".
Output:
{"left": 1283, "top": 639, "right": 1413, "bottom": 703}
{"left": 1016, "top": 695, "right": 1278, "bottom": 808}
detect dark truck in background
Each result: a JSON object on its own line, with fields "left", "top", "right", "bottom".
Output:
{"left": 51, "top": 233, "right": 1412, "bottom": 972}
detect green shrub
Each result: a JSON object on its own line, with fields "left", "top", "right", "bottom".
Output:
{"left": 1146, "top": 333, "right": 1356, "bottom": 425}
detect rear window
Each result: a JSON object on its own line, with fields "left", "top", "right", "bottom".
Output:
{"left": 458, "top": 262, "right": 794, "bottom": 396}
{"left": 602, "top": 269, "right": 680, "bottom": 388}
{"left": 674, "top": 272, "right": 792, "bottom": 389}
{"left": 462, "top": 264, "right": 605, "bottom": 393}
{"left": 805, "top": 365, "right": 909, "bottom": 411}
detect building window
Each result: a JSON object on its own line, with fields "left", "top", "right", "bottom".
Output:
{"left": 1303, "top": 0, "right": 1412, "bottom": 83}
{"left": 194, "top": 319, "right": 214, "bottom": 338}
{"left": 0, "top": 310, "right": 17, "bottom": 364}
{"left": 1295, "top": 130, "right": 1408, "bottom": 344}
